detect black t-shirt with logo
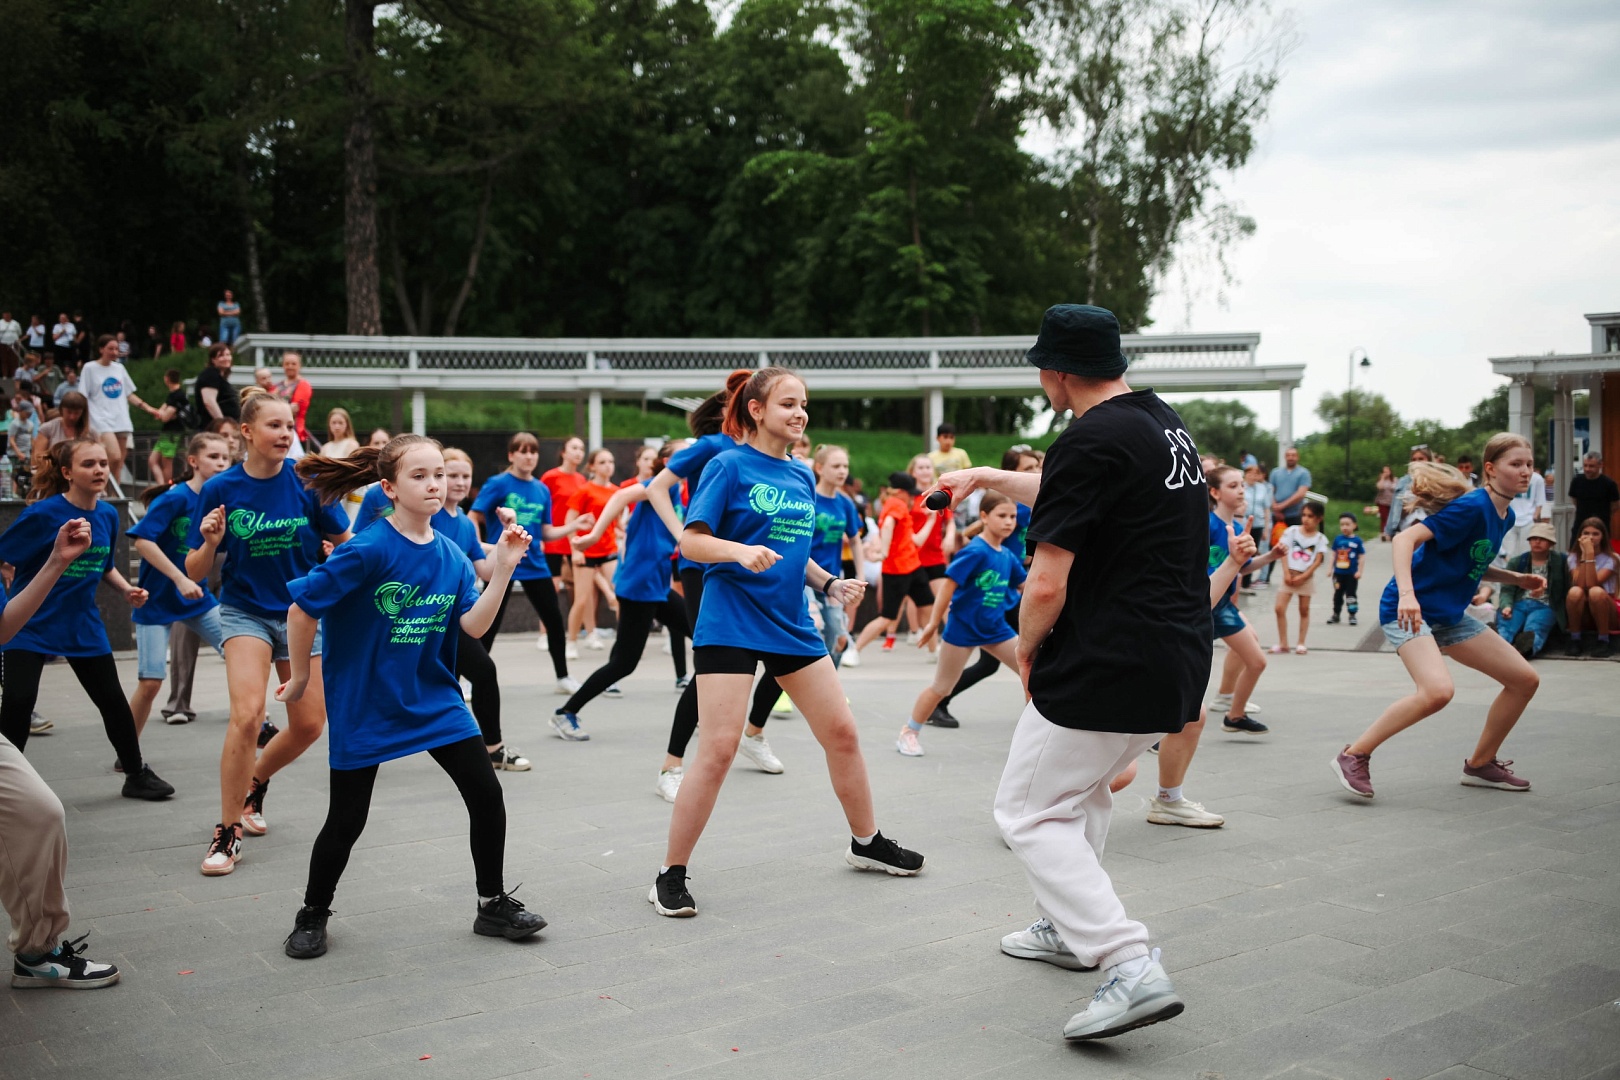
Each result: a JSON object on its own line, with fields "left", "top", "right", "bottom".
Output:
{"left": 1026, "top": 389, "right": 1212, "bottom": 735}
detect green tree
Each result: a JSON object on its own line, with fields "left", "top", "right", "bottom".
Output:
{"left": 1172, "top": 398, "right": 1277, "bottom": 465}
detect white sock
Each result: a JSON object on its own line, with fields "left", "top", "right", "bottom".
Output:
{"left": 1113, "top": 954, "right": 1151, "bottom": 979}
{"left": 853, "top": 833, "right": 876, "bottom": 846}
{"left": 1158, "top": 785, "right": 1183, "bottom": 803}
{"left": 659, "top": 866, "right": 670, "bottom": 875}
{"left": 478, "top": 895, "right": 498, "bottom": 907}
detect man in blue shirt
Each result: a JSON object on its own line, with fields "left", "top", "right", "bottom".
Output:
{"left": 1269, "top": 447, "right": 1312, "bottom": 527}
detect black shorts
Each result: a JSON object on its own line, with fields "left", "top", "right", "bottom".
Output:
{"left": 881, "top": 569, "right": 935, "bottom": 619}
{"left": 545, "top": 553, "right": 564, "bottom": 576}
{"left": 580, "top": 554, "right": 615, "bottom": 569}
{"left": 693, "top": 645, "right": 821, "bottom": 679}
{"left": 920, "top": 562, "right": 946, "bottom": 582}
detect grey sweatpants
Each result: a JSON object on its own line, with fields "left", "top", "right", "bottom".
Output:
{"left": 0, "top": 738, "right": 71, "bottom": 957}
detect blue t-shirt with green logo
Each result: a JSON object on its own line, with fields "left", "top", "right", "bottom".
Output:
{"left": 684, "top": 444, "right": 823, "bottom": 656}
{"left": 354, "top": 483, "right": 390, "bottom": 533}
{"left": 128, "top": 482, "right": 218, "bottom": 625}
{"left": 1006, "top": 502, "right": 1032, "bottom": 563}
{"left": 434, "top": 507, "right": 484, "bottom": 565}
{"left": 615, "top": 477, "right": 678, "bottom": 603}
{"left": 1378, "top": 487, "right": 1510, "bottom": 627}
{"left": 943, "top": 536, "right": 1026, "bottom": 647}
{"left": 0, "top": 495, "right": 119, "bottom": 656}
{"left": 470, "top": 471, "right": 551, "bottom": 581}
{"left": 811, "top": 490, "right": 862, "bottom": 578}
{"left": 188, "top": 463, "right": 351, "bottom": 620}
{"left": 1208, "top": 511, "right": 1241, "bottom": 603}
{"left": 289, "top": 521, "right": 481, "bottom": 769}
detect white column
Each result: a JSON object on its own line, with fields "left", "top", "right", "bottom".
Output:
{"left": 1551, "top": 385, "right": 1574, "bottom": 542}
{"left": 1277, "top": 383, "right": 1295, "bottom": 452}
{"left": 1588, "top": 377, "right": 1604, "bottom": 458}
{"left": 410, "top": 390, "right": 426, "bottom": 436}
{"left": 1507, "top": 378, "right": 1536, "bottom": 439}
{"left": 927, "top": 389, "right": 944, "bottom": 452}
{"left": 587, "top": 390, "right": 603, "bottom": 450}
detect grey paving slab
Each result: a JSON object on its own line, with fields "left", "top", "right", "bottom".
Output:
{"left": 6, "top": 617, "right": 1619, "bottom": 1079}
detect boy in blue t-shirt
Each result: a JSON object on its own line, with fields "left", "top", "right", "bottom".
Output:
{"left": 1327, "top": 513, "right": 1367, "bottom": 626}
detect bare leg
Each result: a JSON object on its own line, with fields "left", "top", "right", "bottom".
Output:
{"left": 1217, "top": 646, "right": 1242, "bottom": 696}
{"left": 1346, "top": 636, "right": 1453, "bottom": 757}
{"left": 1586, "top": 587, "right": 1612, "bottom": 635}
{"left": 254, "top": 658, "right": 328, "bottom": 779}
{"left": 567, "top": 564, "right": 597, "bottom": 642}
{"left": 1225, "top": 625, "right": 1267, "bottom": 715}
{"left": 664, "top": 673, "right": 751, "bottom": 866}
{"left": 1297, "top": 596, "right": 1313, "bottom": 646}
{"left": 1156, "top": 708, "right": 1205, "bottom": 789}
{"left": 1565, "top": 587, "right": 1587, "bottom": 633}
{"left": 1274, "top": 593, "right": 1290, "bottom": 649}
{"left": 130, "top": 678, "right": 162, "bottom": 737}
{"left": 219, "top": 638, "right": 273, "bottom": 827}
{"left": 853, "top": 614, "right": 894, "bottom": 653}
{"left": 1441, "top": 630, "right": 1540, "bottom": 767}
{"left": 777, "top": 657, "right": 876, "bottom": 836}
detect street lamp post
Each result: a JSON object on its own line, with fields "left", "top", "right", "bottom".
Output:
{"left": 1346, "top": 348, "right": 1371, "bottom": 498}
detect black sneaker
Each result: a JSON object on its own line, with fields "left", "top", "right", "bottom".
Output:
{"left": 1222, "top": 714, "right": 1269, "bottom": 735}
{"left": 649, "top": 866, "right": 697, "bottom": 917}
{"left": 1512, "top": 631, "right": 1535, "bottom": 658}
{"left": 1326, "top": 614, "right": 1340, "bottom": 624}
{"left": 12, "top": 933, "right": 120, "bottom": 989}
{"left": 1565, "top": 639, "right": 1584, "bottom": 657}
{"left": 1593, "top": 639, "right": 1614, "bottom": 660}
{"left": 926, "top": 704, "right": 959, "bottom": 729}
{"left": 474, "top": 888, "right": 547, "bottom": 940}
{"left": 284, "top": 906, "right": 332, "bottom": 959}
{"left": 1147, "top": 742, "right": 1160, "bottom": 755}
{"left": 121, "top": 765, "right": 175, "bottom": 800}
{"left": 844, "top": 831, "right": 925, "bottom": 876}
{"left": 257, "top": 720, "right": 279, "bottom": 749}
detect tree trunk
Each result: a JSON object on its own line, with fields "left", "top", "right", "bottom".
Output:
{"left": 343, "top": 0, "right": 383, "bottom": 335}
{"left": 388, "top": 224, "right": 418, "bottom": 334}
{"left": 234, "top": 154, "right": 271, "bottom": 332}
{"left": 442, "top": 169, "right": 495, "bottom": 336}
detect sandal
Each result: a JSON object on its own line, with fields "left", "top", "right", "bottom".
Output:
{"left": 1294, "top": 644, "right": 1309, "bottom": 655}
{"left": 1269, "top": 645, "right": 1287, "bottom": 654}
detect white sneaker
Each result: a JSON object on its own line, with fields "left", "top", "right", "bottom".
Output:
{"left": 565, "top": 641, "right": 580, "bottom": 661}
{"left": 896, "top": 727, "right": 924, "bottom": 757}
{"left": 924, "top": 650, "right": 937, "bottom": 665}
{"left": 586, "top": 631, "right": 606, "bottom": 651}
{"left": 661, "top": 635, "right": 673, "bottom": 656}
{"left": 674, "top": 675, "right": 691, "bottom": 692}
{"left": 1146, "top": 797, "right": 1225, "bottom": 828}
{"left": 603, "top": 684, "right": 623, "bottom": 698}
{"left": 29, "top": 712, "right": 52, "bottom": 735}
{"left": 536, "top": 634, "right": 548, "bottom": 652}
{"left": 1209, "top": 693, "right": 1261, "bottom": 715}
{"left": 841, "top": 648, "right": 861, "bottom": 668}
{"left": 1000, "top": 918, "right": 1090, "bottom": 970}
{"left": 655, "top": 766, "right": 684, "bottom": 803}
{"left": 906, "top": 631, "right": 921, "bottom": 644}
{"left": 555, "top": 676, "right": 581, "bottom": 695}
{"left": 1063, "top": 948, "right": 1184, "bottom": 1041}
{"left": 460, "top": 677, "right": 473, "bottom": 701}
{"left": 737, "top": 732, "right": 784, "bottom": 774}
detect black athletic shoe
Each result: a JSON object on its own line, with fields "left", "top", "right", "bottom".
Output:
{"left": 12, "top": 934, "right": 120, "bottom": 989}
{"left": 844, "top": 831, "right": 924, "bottom": 876}
{"left": 649, "top": 866, "right": 697, "bottom": 917}
{"left": 1512, "top": 631, "right": 1535, "bottom": 658}
{"left": 257, "top": 720, "right": 279, "bottom": 748}
{"left": 1326, "top": 614, "right": 1341, "bottom": 625}
{"left": 121, "top": 765, "right": 175, "bottom": 800}
{"left": 1222, "top": 714, "right": 1269, "bottom": 735}
{"left": 1565, "top": 639, "right": 1584, "bottom": 657}
{"left": 926, "top": 704, "right": 960, "bottom": 729}
{"left": 474, "top": 888, "right": 546, "bottom": 940}
{"left": 1593, "top": 639, "right": 1614, "bottom": 660}
{"left": 284, "top": 906, "right": 332, "bottom": 959}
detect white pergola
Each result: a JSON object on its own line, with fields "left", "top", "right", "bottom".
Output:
{"left": 235, "top": 331, "right": 1304, "bottom": 451}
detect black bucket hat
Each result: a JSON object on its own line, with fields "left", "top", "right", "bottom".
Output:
{"left": 1026, "top": 304, "right": 1128, "bottom": 379}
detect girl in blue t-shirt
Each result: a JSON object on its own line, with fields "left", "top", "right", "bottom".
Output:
{"left": 650, "top": 367, "right": 925, "bottom": 919}
{"left": 275, "top": 435, "right": 546, "bottom": 958}
{"left": 186, "top": 388, "right": 352, "bottom": 876}
{"left": 0, "top": 438, "right": 172, "bottom": 801}
{"left": 1205, "top": 465, "right": 1286, "bottom": 736}
{"left": 810, "top": 445, "right": 864, "bottom": 667}
{"left": 1333, "top": 435, "right": 1546, "bottom": 801}
{"left": 900, "top": 491, "right": 1025, "bottom": 757}
{"left": 467, "top": 431, "right": 595, "bottom": 696}
{"left": 126, "top": 432, "right": 232, "bottom": 737}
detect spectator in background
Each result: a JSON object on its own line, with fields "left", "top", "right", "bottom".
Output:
{"left": 1239, "top": 448, "right": 1258, "bottom": 470}
{"left": 1568, "top": 453, "right": 1619, "bottom": 550}
{"left": 0, "top": 310, "right": 21, "bottom": 377}
{"left": 1499, "top": 460, "right": 1548, "bottom": 563}
{"left": 79, "top": 333, "right": 149, "bottom": 486}
{"left": 1384, "top": 446, "right": 1433, "bottom": 539}
{"left": 13, "top": 353, "right": 39, "bottom": 386}
{"left": 24, "top": 315, "right": 48, "bottom": 355}
{"left": 1565, "top": 516, "right": 1616, "bottom": 658}
{"left": 146, "top": 369, "right": 189, "bottom": 483}
{"left": 71, "top": 313, "right": 90, "bottom": 363}
{"left": 1242, "top": 464, "right": 1274, "bottom": 588}
{"left": 7, "top": 393, "right": 38, "bottom": 469}
{"left": 322, "top": 408, "right": 359, "bottom": 458}
{"left": 367, "top": 427, "right": 390, "bottom": 449}
{"left": 216, "top": 290, "right": 242, "bottom": 344}
{"left": 115, "top": 331, "right": 130, "bottom": 360}
{"left": 146, "top": 324, "right": 166, "bottom": 359}
{"left": 51, "top": 313, "right": 76, "bottom": 368}
{"left": 1374, "top": 465, "right": 1396, "bottom": 538}
{"left": 33, "top": 390, "right": 99, "bottom": 475}
{"left": 168, "top": 321, "right": 187, "bottom": 355}
{"left": 51, "top": 362, "right": 77, "bottom": 408}
{"left": 1268, "top": 446, "right": 1312, "bottom": 527}
{"left": 275, "top": 351, "right": 313, "bottom": 444}
{"left": 194, "top": 343, "right": 239, "bottom": 425}
{"left": 1455, "top": 455, "right": 1476, "bottom": 488}
{"left": 928, "top": 422, "right": 972, "bottom": 475}
{"left": 1497, "top": 522, "right": 1566, "bottom": 659}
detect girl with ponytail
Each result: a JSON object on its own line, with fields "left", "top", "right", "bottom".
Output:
{"left": 186, "top": 386, "right": 352, "bottom": 877}
{"left": 277, "top": 434, "right": 546, "bottom": 960}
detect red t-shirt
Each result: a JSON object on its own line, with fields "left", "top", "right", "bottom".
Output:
{"left": 277, "top": 378, "right": 312, "bottom": 441}
{"left": 568, "top": 482, "right": 619, "bottom": 560}
{"left": 541, "top": 467, "right": 586, "bottom": 555}
{"left": 912, "top": 493, "right": 948, "bottom": 567}
{"left": 880, "top": 496, "right": 920, "bottom": 576}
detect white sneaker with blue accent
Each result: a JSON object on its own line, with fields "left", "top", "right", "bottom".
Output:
{"left": 1000, "top": 918, "right": 1091, "bottom": 970}
{"left": 549, "top": 711, "right": 590, "bottom": 742}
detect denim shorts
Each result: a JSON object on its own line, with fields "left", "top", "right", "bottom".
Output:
{"left": 218, "top": 604, "right": 324, "bottom": 662}
{"left": 1211, "top": 596, "right": 1246, "bottom": 640}
{"left": 1382, "top": 613, "right": 1488, "bottom": 653}
{"left": 135, "top": 608, "right": 226, "bottom": 680}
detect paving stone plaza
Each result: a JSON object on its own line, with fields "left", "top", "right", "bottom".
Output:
{"left": 5, "top": 545, "right": 1619, "bottom": 1080}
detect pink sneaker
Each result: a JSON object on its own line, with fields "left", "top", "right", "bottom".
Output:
{"left": 1461, "top": 758, "right": 1530, "bottom": 791}
{"left": 895, "top": 727, "right": 924, "bottom": 757}
{"left": 1331, "top": 746, "right": 1374, "bottom": 798}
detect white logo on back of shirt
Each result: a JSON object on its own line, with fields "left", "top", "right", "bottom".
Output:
{"left": 1162, "top": 428, "right": 1202, "bottom": 490}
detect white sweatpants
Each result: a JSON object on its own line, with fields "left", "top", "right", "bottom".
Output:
{"left": 993, "top": 701, "right": 1159, "bottom": 971}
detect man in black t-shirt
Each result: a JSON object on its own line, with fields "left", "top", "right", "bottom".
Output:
{"left": 931, "top": 304, "right": 1205, "bottom": 1043}
{"left": 1568, "top": 453, "right": 1619, "bottom": 547}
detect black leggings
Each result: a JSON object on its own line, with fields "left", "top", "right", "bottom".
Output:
{"left": 563, "top": 592, "right": 690, "bottom": 714}
{"left": 942, "top": 602, "right": 1020, "bottom": 709}
{"left": 482, "top": 577, "right": 568, "bottom": 677}
{"left": 457, "top": 631, "right": 501, "bottom": 747}
{"left": 0, "top": 651, "right": 143, "bottom": 773}
{"left": 667, "top": 567, "right": 780, "bottom": 758}
{"left": 303, "top": 735, "right": 505, "bottom": 909}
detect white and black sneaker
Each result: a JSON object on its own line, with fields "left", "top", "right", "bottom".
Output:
{"left": 489, "top": 745, "right": 531, "bottom": 771}
{"left": 844, "top": 831, "right": 924, "bottom": 876}
{"left": 12, "top": 934, "right": 120, "bottom": 989}
{"left": 649, "top": 865, "right": 697, "bottom": 917}
{"left": 603, "top": 684, "right": 623, "bottom": 699}
{"left": 1222, "top": 714, "right": 1269, "bottom": 735}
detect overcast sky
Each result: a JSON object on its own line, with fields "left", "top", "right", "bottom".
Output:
{"left": 1146, "top": 0, "right": 1620, "bottom": 437}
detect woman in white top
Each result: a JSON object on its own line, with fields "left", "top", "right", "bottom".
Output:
{"left": 322, "top": 408, "right": 359, "bottom": 458}
{"left": 78, "top": 334, "right": 150, "bottom": 488}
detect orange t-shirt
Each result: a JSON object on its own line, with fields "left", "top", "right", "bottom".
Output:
{"left": 912, "top": 493, "right": 948, "bottom": 567}
{"left": 568, "top": 482, "right": 619, "bottom": 560}
{"left": 541, "top": 467, "right": 586, "bottom": 555}
{"left": 880, "top": 496, "right": 921, "bottom": 576}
